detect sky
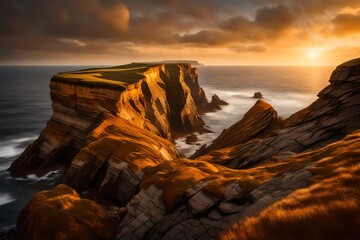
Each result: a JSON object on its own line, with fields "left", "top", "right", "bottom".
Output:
{"left": 1, "top": 0, "right": 360, "bottom": 66}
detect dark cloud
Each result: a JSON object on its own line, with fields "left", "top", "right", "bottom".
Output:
{"left": 0, "top": 0, "right": 129, "bottom": 38}
{"left": 255, "top": 5, "right": 294, "bottom": 32}
{"left": 178, "top": 5, "right": 295, "bottom": 46}
{"left": 0, "top": 0, "right": 359, "bottom": 63}
{"left": 332, "top": 12, "right": 360, "bottom": 36}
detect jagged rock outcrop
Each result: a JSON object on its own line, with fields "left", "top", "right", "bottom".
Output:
{"left": 16, "top": 184, "right": 115, "bottom": 240}
{"left": 198, "top": 59, "right": 360, "bottom": 169}
{"left": 64, "top": 114, "right": 179, "bottom": 205}
{"left": 192, "top": 100, "right": 283, "bottom": 158}
{"left": 116, "top": 128, "right": 360, "bottom": 240}
{"left": 10, "top": 63, "right": 223, "bottom": 177}
{"left": 182, "top": 65, "right": 228, "bottom": 113}
{"left": 220, "top": 130, "right": 360, "bottom": 240}
{"left": 12, "top": 58, "right": 360, "bottom": 240}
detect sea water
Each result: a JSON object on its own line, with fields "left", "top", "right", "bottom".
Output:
{"left": 0, "top": 65, "right": 334, "bottom": 229}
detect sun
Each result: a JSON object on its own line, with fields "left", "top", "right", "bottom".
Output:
{"left": 307, "top": 49, "right": 321, "bottom": 59}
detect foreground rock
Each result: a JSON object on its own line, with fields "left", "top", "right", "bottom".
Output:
{"left": 64, "top": 114, "right": 179, "bottom": 205}
{"left": 10, "top": 63, "right": 224, "bottom": 177}
{"left": 220, "top": 131, "right": 360, "bottom": 240}
{"left": 16, "top": 184, "right": 115, "bottom": 240}
{"left": 192, "top": 100, "right": 283, "bottom": 158}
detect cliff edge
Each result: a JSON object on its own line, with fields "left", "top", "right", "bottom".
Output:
{"left": 9, "top": 63, "right": 225, "bottom": 177}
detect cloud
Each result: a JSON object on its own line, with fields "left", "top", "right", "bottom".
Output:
{"left": 0, "top": 0, "right": 129, "bottom": 38}
{"left": 255, "top": 5, "right": 294, "bottom": 32}
{"left": 0, "top": 0, "right": 359, "bottom": 64}
{"left": 332, "top": 11, "right": 360, "bottom": 36}
{"left": 230, "top": 45, "right": 267, "bottom": 53}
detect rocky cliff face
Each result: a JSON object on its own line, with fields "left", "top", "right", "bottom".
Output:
{"left": 198, "top": 61, "right": 360, "bottom": 169}
{"left": 13, "top": 58, "right": 360, "bottom": 240}
{"left": 10, "top": 63, "right": 223, "bottom": 177}
{"left": 192, "top": 100, "right": 283, "bottom": 158}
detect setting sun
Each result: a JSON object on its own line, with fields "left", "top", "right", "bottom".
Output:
{"left": 307, "top": 49, "right": 322, "bottom": 59}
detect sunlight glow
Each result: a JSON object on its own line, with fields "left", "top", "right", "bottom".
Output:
{"left": 307, "top": 49, "right": 321, "bottom": 59}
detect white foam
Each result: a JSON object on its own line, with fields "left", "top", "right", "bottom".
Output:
{"left": 0, "top": 162, "right": 12, "bottom": 171}
{"left": 10, "top": 169, "right": 63, "bottom": 182}
{"left": 0, "top": 193, "right": 15, "bottom": 206}
{"left": 10, "top": 136, "right": 38, "bottom": 143}
{"left": 0, "top": 144, "right": 23, "bottom": 158}
{"left": 0, "top": 135, "right": 38, "bottom": 158}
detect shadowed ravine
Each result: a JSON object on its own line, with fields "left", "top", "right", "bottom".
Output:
{"left": 3, "top": 59, "right": 360, "bottom": 239}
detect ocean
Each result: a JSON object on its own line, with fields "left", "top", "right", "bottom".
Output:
{"left": 0, "top": 65, "right": 334, "bottom": 230}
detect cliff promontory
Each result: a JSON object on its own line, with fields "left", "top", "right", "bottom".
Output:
{"left": 11, "top": 58, "right": 360, "bottom": 240}
{"left": 9, "top": 63, "right": 224, "bottom": 177}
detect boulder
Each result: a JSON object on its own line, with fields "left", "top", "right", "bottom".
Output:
{"left": 253, "top": 92, "right": 263, "bottom": 98}
{"left": 16, "top": 184, "right": 115, "bottom": 240}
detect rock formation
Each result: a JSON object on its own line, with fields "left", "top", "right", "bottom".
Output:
{"left": 9, "top": 63, "right": 225, "bottom": 177}
{"left": 198, "top": 60, "right": 360, "bottom": 169}
{"left": 220, "top": 130, "right": 360, "bottom": 240}
{"left": 253, "top": 92, "right": 263, "bottom": 98}
{"left": 192, "top": 100, "right": 284, "bottom": 158}
{"left": 11, "top": 58, "right": 360, "bottom": 240}
{"left": 16, "top": 184, "right": 115, "bottom": 240}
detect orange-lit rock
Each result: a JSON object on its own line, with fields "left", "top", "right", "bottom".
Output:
{"left": 203, "top": 61, "right": 360, "bottom": 169}
{"left": 192, "top": 99, "right": 283, "bottom": 158}
{"left": 10, "top": 63, "right": 222, "bottom": 177}
{"left": 16, "top": 184, "right": 115, "bottom": 240}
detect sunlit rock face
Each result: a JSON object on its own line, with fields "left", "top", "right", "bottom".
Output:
{"left": 16, "top": 184, "right": 116, "bottom": 240}
{"left": 192, "top": 99, "right": 284, "bottom": 158}
{"left": 64, "top": 114, "right": 180, "bottom": 205}
{"left": 220, "top": 131, "right": 360, "bottom": 240}
{"left": 199, "top": 59, "right": 360, "bottom": 169}
{"left": 112, "top": 58, "right": 360, "bottom": 240}
{"left": 9, "top": 63, "right": 222, "bottom": 176}
{"left": 11, "top": 58, "right": 360, "bottom": 240}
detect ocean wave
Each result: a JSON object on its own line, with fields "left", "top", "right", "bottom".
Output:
{"left": 0, "top": 135, "right": 37, "bottom": 158}
{"left": 0, "top": 193, "right": 15, "bottom": 206}
{"left": 9, "top": 169, "right": 63, "bottom": 182}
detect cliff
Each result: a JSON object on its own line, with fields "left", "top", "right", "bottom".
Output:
{"left": 192, "top": 100, "right": 283, "bottom": 158}
{"left": 13, "top": 58, "right": 360, "bottom": 240}
{"left": 196, "top": 60, "right": 360, "bottom": 169}
{"left": 9, "top": 63, "right": 224, "bottom": 177}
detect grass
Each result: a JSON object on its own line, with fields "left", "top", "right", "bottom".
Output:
{"left": 140, "top": 154, "right": 307, "bottom": 213}
{"left": 220, "top": 131, "right": 360, "bottom": 240}
{"left": 52, "top": 63, "right": 162, "bottom": 90}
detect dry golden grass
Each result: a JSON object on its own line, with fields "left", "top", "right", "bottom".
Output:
{"left": 140, "top": 153, "right": 306, "bottom": 212}
{"left": 220, "top": 131, "right": 360, "bottom": 240}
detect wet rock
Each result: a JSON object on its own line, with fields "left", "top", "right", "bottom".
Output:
{"left": 253, "top": 92, "right": 263, "bottom": 98}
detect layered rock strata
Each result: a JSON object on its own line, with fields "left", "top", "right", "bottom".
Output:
{"left": 192, "top": 100, "right": 283, "bottom": 158}
{"left": 13, "top": 58, "right": 360, "bottom": 240}
{"left": 10, "top": 63, "right": 223, "bottom": 176}
{"left": 196, "top": 60, "right": 360, "bottom": 169}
